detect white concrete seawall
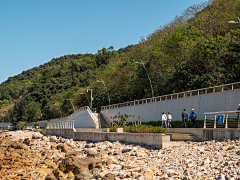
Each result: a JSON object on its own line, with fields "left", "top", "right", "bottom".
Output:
{"left": 101, "top": 89, "right": 240, "bottom": 126}
{"left": 46, "top": 129, "right": 171, "bottom": 148}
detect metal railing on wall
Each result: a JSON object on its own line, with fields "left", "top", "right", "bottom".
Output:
{"left": 204, "top": 110, "right": 240, "bottom": 128}
{"left": 41, "top": 107, "right": 96, "bottom": 122}
{"left": 46, "top": 106, "right": 98, "bottom": 129}
{"left": 86, "top": 106, "right": 98, "bottom": 128}
{"left": 47, "top": 120, "right": 75, "bottom": 129}
{"left": 101, "top": 82, "right": 240, "bottom": 111}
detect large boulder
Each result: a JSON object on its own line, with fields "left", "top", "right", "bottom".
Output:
{"left": 58, "top": 157, "right": 103, "bottom": 175}
{"left": 9, "top": 141, "right": 24, "bottom": 149}
{"left": 102, "top": 173, "right": 115, "bottom": 180}
{"left": 65, "top": 151, "right": 83, "bottom": 158}
{"left": 45, "top": 173, "right": 57, "bottom": 180}
{"left": 75, "top": 172, "right": 92, "bottom": 180}
{"left": 50, "top": 136, "right": 57, "bottom": 142}
{"left": 32, "top": 133, "right": 42, "bottom": 139}
{"left": 93, "top": 173, "right": 102, "bottom": 180}
{"left": 23, "top": 138, "right": 30, "bottom": 146}
{"left": 58, "top": 157, "right": 89, "bottom": 175}
{"left": 52, "top": 169, "right": 67, "bottom": 179}
{"left": 86, "top": 150, "right": 98, "bottom": 158}
{"left": 57, "top": 144, "right": 71, "bottom": 152}
{"left": 80, "top": 158, "right": 103, "bottom": 170}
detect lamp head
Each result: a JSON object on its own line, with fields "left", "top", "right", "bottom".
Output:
{"left": 228, "top": 21, "right": 236, "bottom": 23}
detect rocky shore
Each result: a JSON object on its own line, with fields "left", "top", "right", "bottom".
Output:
{"left": 0, "top": 130, "right": 240, "bottom": 179}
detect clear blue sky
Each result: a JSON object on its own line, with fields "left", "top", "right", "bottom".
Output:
{"left": 0, "top": 0, "right": 206, "bottom": 84}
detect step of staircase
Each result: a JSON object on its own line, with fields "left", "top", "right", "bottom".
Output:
{"left": 75, "top": 128, "right": 104, "bottom": 132}
{"left": 92, "top": 113, "right": 109, "bottom": 128}
{"left": 100, "top": 113, "right": 108, "bottom": 128}
{"left": 166, "top": 133, "right": 201, "bottom": 142}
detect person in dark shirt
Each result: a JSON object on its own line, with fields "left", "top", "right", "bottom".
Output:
{"left": 182, "top": 109, "right": 188, "bottom": 128}
{"left": 189, "top": 109, "right": 197, "bottom": 128}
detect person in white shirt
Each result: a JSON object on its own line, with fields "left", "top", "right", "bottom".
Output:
{"left": 161, "top": 112, "right": 167, "bottom": 128}
{"left": 167, "top": 112, "right": 172, "bottom": 128}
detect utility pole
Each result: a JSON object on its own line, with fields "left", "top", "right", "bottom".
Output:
{"left": 135, "top": 59, "right": 154, "bottom": 98}
{"left": 87, "top": 89, "right": 93, "bottom": 110}
{"left": 96, "top": 78, "right": 111, "bottom": 105}
{"left": 66, "top": 98, "right": 75, "bottom": 113}
{"left": 81, "top": 91, "right": 91, "bottom": 108}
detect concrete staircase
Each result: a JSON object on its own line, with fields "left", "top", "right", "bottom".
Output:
{"left": 92, "top": 113, "right": 109, "bottom": 128}
{"left": 166, "top": 133, "right": 202, "bottom": 142}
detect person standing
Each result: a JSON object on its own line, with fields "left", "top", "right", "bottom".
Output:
{"left": 189, "top": 109, "right": 197, "bottom": 128}
{"left": 161, "top": 112, "right": 167, "bottom": 128}
{"left": 182, "top": 109, "right": 188, "bottom": 128}
{"left": 167, "top": 112, "right": 172, "bottom": 128}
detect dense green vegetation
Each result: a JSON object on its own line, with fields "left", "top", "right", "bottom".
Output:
{"left": 109, "top": 125, "right": 167, "bottom": 133}
{"left": 1, "top": 0, "right": 240, "bottom": 125}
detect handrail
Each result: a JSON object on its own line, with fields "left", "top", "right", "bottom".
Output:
{"left": 86, "top": 106, "right": 99, "bottom": 128}
{"left": 203, "top": 110, "right": 240, "bottom": 129}
{"left": 41, "top": 107, "right": 96, "bottom": 122}
{"left": 204, "top": 110, "right": 240, "bottom": 115}
{"left": 45, "top": 106, "right": 98, "bottom": 129}
{"left": 101, "top": 81, "right": 240, "bottom": 110}
{"left": 47, "top": 120, "right": 75, "bottom": 129}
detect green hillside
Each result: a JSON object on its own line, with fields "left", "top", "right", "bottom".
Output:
{"left": 1, "top": 0, "right": 240, "bottom": 123}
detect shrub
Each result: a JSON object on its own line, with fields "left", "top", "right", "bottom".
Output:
{"left": 41, "top": 124, "right": 47, "bottom": 130}
{"left": 145, "top": 120, "right": 204, "bottom": 128}
{"left": 171, "top": 120, "right": 204, "bottom": 128}
{"left": 17, "top": 121, "right": 27, "bottom": 130}
{"left": 111, "top": 114, "right": 128, "bottom": 127}
{"left": 144, "top": 120, "right": 162, "bottom": 126}
{"left": 124, "top": 125, "right": 167, "bottom": 133}
{"left": 34, "top": 123, "right": 39, "bottom": 128}
{"left": 109, "top": 125, "right": 123, "bottom": 132}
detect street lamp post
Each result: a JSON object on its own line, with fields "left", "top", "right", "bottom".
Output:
{"left": 66, "top": 98, "right": 75, "bottom": 113}
{"left": 96, "top": 78, "right": 111, "bottom": 105}
{"left": 54, "top": 103, "right": 62, "bottom": 118}
{"left": 87, "top": 89, "right": 93, "bottom": 110}
{"left": 135, "top": 59, "right": 154, "bottom": 98}
{"left": 81, "top": 89, "right": 93, "bottom": 109}
{"left": 80, "top": 92, "right": 91, "bottom": 108}
{"left": 4, "top": 110, "right": 9, "bottom": 123}
{"left": 37, "top": 109, "right": 43, "bottom": 121}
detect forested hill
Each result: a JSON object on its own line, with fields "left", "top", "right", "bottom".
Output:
{"left": 1, "top": 0, "right": 240, "bottom": 123}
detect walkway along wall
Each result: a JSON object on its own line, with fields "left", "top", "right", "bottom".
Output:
{"left": 101, "top": 89, "right": 240, "bottom": 126}
{"left": 46, "top": 129, "right": 171, "bottom": 148}
{"left": 46, "top": 128, "right": 240, "bottom": 144}
{"left": 167, "top": 128, "right": 240, "bottom": 141}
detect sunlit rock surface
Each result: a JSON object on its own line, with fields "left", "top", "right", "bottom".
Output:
{"left": 0, "top": 130, "right": 240, "bottom": 179}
